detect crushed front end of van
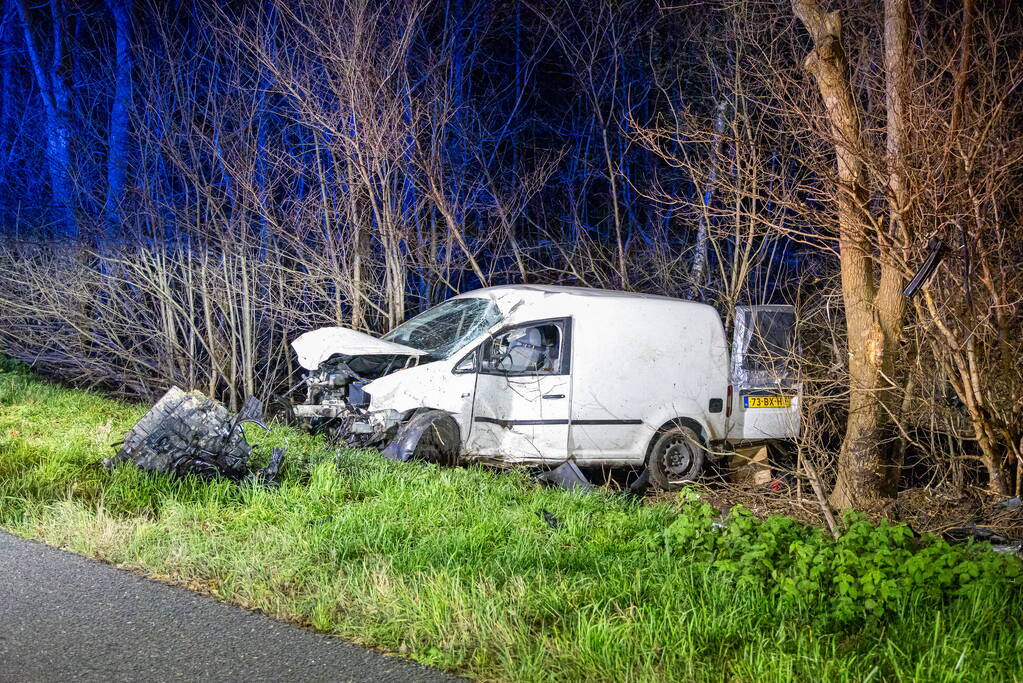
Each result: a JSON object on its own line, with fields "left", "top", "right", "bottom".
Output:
{"left": 285, "top": 296, "right": 503, "bottom": 450}
{"left": 287, "top": 327, "right": 422, "bottom": 445}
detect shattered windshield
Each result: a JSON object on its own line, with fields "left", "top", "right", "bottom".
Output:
{"left": 383, "top": 298, "right": 503, "bottom": 360}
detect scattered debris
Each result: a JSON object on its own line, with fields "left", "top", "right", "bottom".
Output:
{"left": 895, "top": 486, "right": 1023, "bottom": 546}
{"left": 730, "top": 445, "right": 772, "bottom": 488}
{"left": 104, "top": 387, "right": 285, "bottom": 485}
{"left": 903, "top": 237, "right": 947, "bottom": 298}
{"left": 991, "top": 542, "right": 1023, "bottom": 557}
{"left": 942, "top": 523, "right": 1012, "bottom": 545}
{"left": 533, "top": 460, "right": 594, "bottom": 491}
{"left": 540, "top": 508, "right": 565, "bottom": 530}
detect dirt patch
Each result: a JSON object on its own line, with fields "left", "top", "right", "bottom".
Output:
{"left": 894, "top": 486, "right": 1023, "bottom": 541}
{"left": 672, "top": 479, "right": 1023, "bottom": 543}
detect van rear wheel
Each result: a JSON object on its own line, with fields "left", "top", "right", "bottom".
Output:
{"left": 647, "top": 425, "right": 705, "bottom": 492}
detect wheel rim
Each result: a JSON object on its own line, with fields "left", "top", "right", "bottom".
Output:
{"left": 662, "top": 436, "right": 695, "bottom": 481}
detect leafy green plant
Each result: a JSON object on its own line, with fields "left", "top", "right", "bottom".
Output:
{"left": 662, "top": 500, "right": 1021, "bottom": 631}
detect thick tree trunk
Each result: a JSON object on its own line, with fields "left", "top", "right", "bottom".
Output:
{"left": 877, "top": 0, "right": 911, "bottom": 483}
{"left": 792, "top": 0, "right": 909, "bottom": 509}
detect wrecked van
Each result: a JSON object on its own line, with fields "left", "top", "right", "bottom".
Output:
{"left": 289, "top": 285, "right": 800, "bottom": 490}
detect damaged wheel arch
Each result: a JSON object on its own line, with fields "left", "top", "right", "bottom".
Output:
{"left": 381, "top": 409, "right": 461, "bottom": 466}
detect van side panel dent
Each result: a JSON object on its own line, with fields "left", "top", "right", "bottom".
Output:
{"left": 362, "top": 363, "right": 477, "bottom": 444}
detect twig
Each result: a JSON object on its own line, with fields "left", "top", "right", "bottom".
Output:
{"left": 802, "top": 456, "right": 840, "bottom": 539}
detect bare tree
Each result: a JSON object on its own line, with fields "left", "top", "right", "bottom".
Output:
{"left": 15, "top": 0, "right": 77, "bottom": 237}
{"left": 790, "top": 0, "right": 911, "bottom": 508}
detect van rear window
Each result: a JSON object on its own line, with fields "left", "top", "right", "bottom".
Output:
{"left": 742, "top": 309, "right": 796, "bottom": 373}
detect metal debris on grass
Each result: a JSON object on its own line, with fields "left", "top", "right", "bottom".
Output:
{"left": 104, "top": 387, "right": 285, "bottom": 485}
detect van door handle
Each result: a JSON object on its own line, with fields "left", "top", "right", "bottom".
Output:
{"left": 541, "top": 394, "right": 565, "bottom": 400}
{"left": 461, "top": 393, "right": 471, "bottom": 398}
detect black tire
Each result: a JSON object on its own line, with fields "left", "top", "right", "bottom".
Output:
{"left": 413, "top": 419, "right": 458, "bottom": 465}
{"left": 646, "top": 425, "right": 705, "bottom": 492}
{"left": 381, "top": 410, "right": 460, "bottom": 466}
{"left": 265, "top": 396, "right": 296, "bottom": 427}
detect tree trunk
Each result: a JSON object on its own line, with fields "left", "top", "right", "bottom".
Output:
{"left": 688, "top": 100, "right": 727, "bottom": 300}
{"left": 792, "top": 0, "right": 908, "bottom": 509}
{"left": 0, "top": 11, "right": 14, "bottom": 184}
{"left": 876, "top": 0, "right": 911, "bottom": 484}
{"left": 16, "top": 0, "right": 77, "bottom": 238}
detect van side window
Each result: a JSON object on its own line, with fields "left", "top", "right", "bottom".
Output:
{"left": 481, "top": 320, "right": 568, "bottom": 375}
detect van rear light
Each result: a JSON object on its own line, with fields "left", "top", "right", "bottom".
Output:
{"left": 726, "top": 384, "right": 733, "bottom": 417}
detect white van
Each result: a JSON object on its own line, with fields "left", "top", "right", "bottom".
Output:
{"left": 290, "top": 285, "right": 800, "bottom": 490}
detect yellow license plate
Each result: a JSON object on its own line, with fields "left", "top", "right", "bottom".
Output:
{"left": 744, "top": 395, "right": 793, "bottom": 409}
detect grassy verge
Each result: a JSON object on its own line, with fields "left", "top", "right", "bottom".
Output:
{"left": 1, "top": 359, "right": 1021, "bottom": 682}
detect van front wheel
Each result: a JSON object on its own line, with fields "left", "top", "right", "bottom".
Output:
{"left": 647, "top": 425, "right": 705, "bottom": 491}
{"left": 381, "top": 410, "right": 460, "bottom": 466}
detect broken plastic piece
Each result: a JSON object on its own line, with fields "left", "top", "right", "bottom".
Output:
{"left": 617, "top": 468, "right": 651, "bottom": 498}
{"left": 235, "top": 395, "right": 264, "bottom": 423}
{"left": 991, "top": 543, "right": 1023, "bottom": 556}
{"left": 540, "top": 508, "right": 565, "bottom": 530}
{"left": 533, "top": 460, "right": 594, "bottom": 491}
{"left": 903, "top": 237, "right": 946, "bottom": 298}
{"left": 258, "top": 448, "right": 286, "bottom": 486}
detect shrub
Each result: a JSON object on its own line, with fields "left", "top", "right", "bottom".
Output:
{"left": 663, "top": 494, "right": 1022, "bottom": 628}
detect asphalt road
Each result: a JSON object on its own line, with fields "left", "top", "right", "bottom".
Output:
{"left": 0, "top": 531, "right": 457, "bottom": 682}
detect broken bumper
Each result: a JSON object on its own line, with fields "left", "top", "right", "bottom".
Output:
{"left": 293, "top": 403, "right": 403, "bottom": 440}
{"left": 292, "top": 403, "right": 350, "bottom": 420}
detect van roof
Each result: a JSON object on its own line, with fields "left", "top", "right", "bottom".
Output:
{"left": 452, "top": 284, "right": 716, "bottom": 314}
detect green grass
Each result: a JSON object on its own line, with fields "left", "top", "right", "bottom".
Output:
{"left": 1, "top": 358, "right": 1021, "bottom": 682}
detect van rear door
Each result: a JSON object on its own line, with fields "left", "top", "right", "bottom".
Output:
{"left": 729, "top": 305, "right": 801, "bottom": 441}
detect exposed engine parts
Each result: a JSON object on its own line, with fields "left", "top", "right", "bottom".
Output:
{"left": 104, "top": 386, "right": 284, "bottom": 485}
{"left": 289, "top": 351, "right": 416, "bottom": 447}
